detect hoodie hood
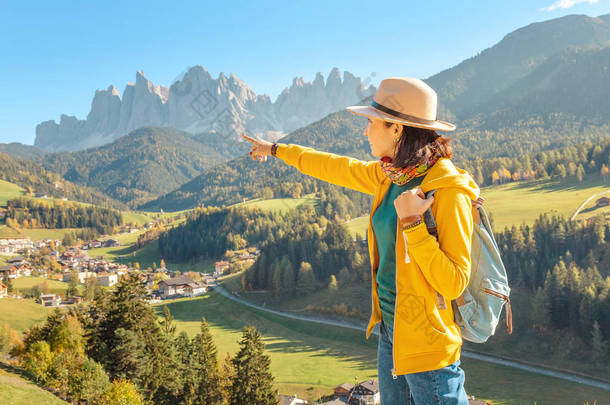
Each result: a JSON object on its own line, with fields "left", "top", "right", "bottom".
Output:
{"left": 420, "top": 158, "right": 480, "bottom": 201}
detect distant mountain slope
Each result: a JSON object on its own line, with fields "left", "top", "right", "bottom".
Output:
{"left": 0, "top": 152, "right": 126, "bottom": 210}
{"left": 40, "top": 126, "right": 248, "bottom": 207}
{"left": 142, "top": 14, "right": 610, "bottom": 212}
{"left": 0, "top": 143, "right": 47, "bottom": 160}
{"left": 427, "top": 13, "right": 610, "bottom": 121}
{"left": 470, "top": 45, "right": 610, "bottom": 127}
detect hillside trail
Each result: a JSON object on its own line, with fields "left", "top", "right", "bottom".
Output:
{"left": 212, "top": 282, "right": 610, "bottom": 391}
{"left": 570, "top": 190, "right": 610, "bottom": 221}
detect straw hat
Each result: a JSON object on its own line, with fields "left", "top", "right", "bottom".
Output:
{"left": 346, "top": 77, "right": 456, "bottom": 132}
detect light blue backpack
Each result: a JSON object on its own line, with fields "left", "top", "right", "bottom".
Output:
{"left": 423, "top": 190, "right": 513, "bottom": 343}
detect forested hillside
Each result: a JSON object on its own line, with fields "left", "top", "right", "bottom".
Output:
{"left": 39, "top": 127, "right": 249, "bottom": 207}
{"left": 5, "top": 197, "right": 123, "bottom": 235}
{"left": 142, "top": 113, "right": 610, "bottom": 213}
{"left": 0, "top": 151, "right": 126, "bottom": 210}
{"left": 0, "top": 142, "right": 47, "bottom": 160}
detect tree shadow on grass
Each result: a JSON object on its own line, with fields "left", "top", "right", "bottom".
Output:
{"left": 508, "top": 175, "right": 608, "bottom": 193}
{"left": 158, "top": 293, "right": 378, "bottom": 373}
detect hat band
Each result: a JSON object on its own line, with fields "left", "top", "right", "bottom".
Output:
{"left": 371, "top": 100, "right": 437, "bottom": 125}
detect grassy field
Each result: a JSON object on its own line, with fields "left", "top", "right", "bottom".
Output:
{"left": 0, "top": 179, "right": 25, "bottom": 206}
{"left": 0, "top": 297, "right": 53, "bottom": 332}
{"left": 228, "top": 193, "right": 320, "bottom": 212}
{"left": 156, "top": 292, "right": 610, "bottom": 405}
{"left": 480, "top": 173, "right": 609, "bottom": 231}
{"left": 345, "top": 215, "right": 369, "bottom": 240}
{"left": 12, "top": 277, "right": 68, "bottom": 297}
{"left": 222, "top": 271, "right": 371, "bottom": 321}
{"left": 345, "top": 173, "right": 609, "bottom": 237}
{"left": 121, "top": 211, "right": 155, "bottom": 226}
{"left": 0, "top": 226, "right": 84, "bottom": 240}
{"left": 0, "top": 364, "right": 67, "bottom": 405}
{"left": 221, "top": 272, "right": 610, "bottom": 381}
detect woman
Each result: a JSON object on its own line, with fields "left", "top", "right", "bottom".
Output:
{"left": 242, "top": 77, "right": 480, "bottom": 404}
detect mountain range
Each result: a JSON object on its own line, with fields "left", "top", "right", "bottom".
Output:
{"left": 3, "top": 13, "right": 610, "bottom": 210}
{"left": 34, "top": 68, "right": 375, "bottom": 152}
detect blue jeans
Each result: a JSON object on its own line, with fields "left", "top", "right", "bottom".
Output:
{"left": 377, "top": 321, "right": 469, "bottom": 405}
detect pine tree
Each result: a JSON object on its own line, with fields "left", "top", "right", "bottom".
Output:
{"left": 576, "top": 164, "right": 585, "bottom": 182}
{"left": 328, "top": 275, "right": 338, "bottom": 294}
{"left": 86, "top": 275, "right": 170, "bottom": 403}
{"left": 272, "top": 260, "right": 282, "bottom": 298}
{"left": 229, "top": 326, "right": 277, "bottom": 405}
{"left": 591, "top": 320, "right": 608, "bottom": 362}
{"left": 280, "top": 256, "right": 295, "bottom": 293}
{"left": 174, "top": 331, "right": 195, "bottom": 405}
{"left": 66, "top": 269, "right": 79, "bottom": 297}
{"left": 191, "top": 317, "right": 221, "bottom": 404}
{"left": 297, "top": 261, "right": 316, "bottom": 295}
{"left": 531, "top": 287, "right": 551, "bottom": 330}
{"left": 160, "top": 306, "right": 176, "bottom": 336}
{"left": 218, "top": 352, "right": 235, "bottom": 404}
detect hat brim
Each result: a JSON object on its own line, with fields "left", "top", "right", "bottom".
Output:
{"left": 346, "top": 105, "right": 456, "bottom": 132}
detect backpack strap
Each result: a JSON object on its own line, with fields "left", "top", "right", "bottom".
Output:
{"left": 423, "top": 189, "right": 438, "bottom": 240}
{"left": 423, "top": 190, "right": 486, "bottom": 234}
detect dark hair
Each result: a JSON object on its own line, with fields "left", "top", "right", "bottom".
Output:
{"left": 385, "top": 122, "right": 453, "bottom": 169}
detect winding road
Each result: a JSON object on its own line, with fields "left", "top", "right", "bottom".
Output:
{"left": 212, "top": 282, "right": 610, "bottom": 392}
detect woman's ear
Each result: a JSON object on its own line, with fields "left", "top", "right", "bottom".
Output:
{"left": 394, "top": 123, "right": 403, "bottom": 135}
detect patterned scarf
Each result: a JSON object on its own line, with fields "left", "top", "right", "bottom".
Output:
{"left": 379, "top": 153, "right": 441, "bottom": 185}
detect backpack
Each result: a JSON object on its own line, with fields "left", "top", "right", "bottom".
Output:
{"left": 422, "top": 189, "right": 513, "bottom": 343}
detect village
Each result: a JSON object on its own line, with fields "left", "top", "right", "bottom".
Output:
{"left": 0, "top": 235, "right": 260, "bottom": 308}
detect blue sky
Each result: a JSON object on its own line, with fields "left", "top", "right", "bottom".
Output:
{"left": 1, "top": 0, "right": 609, "bottom": 145}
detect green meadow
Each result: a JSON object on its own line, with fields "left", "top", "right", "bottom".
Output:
{"left": 12, "top": 277, "right": 69, "bottom": 297}
{"left": 479, "top": 173, "right": 608, "bottom": 231}
{"left": 0, "top": 179, "right": 25, "bottom": 206}
{"left": 155, "top": 292, "right": 610, "bottom": 405}
{"left": 0, "top": 297, "right": 54, "bottom": 332}
{"left": 0, "top": 226, "right": 83, "bottom": 240}
{"left": 228, "top": 193, "right": 320, "bottom": 212}
{"left": 0, "top": 365, "right": 68, "bottom": 405}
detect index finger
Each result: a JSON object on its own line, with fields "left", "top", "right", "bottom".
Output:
{"left": 241, "top": 133, "right": 256, "bottom": 143}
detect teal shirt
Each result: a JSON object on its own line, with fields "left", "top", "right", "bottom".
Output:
{"left": 372, "top": 175, "right": 425, "bottom": 327}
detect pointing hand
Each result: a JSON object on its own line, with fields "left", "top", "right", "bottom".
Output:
{"left": 241, "top": 133, "right": 273, "bottom": 162}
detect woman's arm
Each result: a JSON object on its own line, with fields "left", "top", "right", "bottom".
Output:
{"left": 401, "top": 187, "right": 474, "bottom": 300}
{"left": 274, "top": 143, "right": 383, "bottom": 196}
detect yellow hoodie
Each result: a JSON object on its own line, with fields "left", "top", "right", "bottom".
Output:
{"left": 275, "top": 143, "right": 480, "bottom": 375}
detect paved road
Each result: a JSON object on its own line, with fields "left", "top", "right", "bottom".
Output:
{"left": 212, "top": 283, "right": 610, "bottom": 391}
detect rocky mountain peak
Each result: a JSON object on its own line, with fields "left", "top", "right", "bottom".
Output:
{"left": 34, "top": 66, "right": 376, "bottom": 152}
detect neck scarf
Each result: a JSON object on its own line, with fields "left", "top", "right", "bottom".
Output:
{"left": 379, "top": 154, "right": 441, "bottom": 185}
